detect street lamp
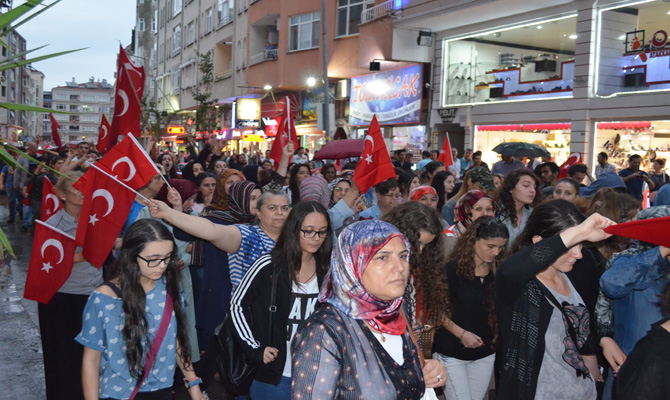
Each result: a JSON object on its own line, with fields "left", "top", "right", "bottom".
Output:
{"left": 307, "top": 77, "right": 317, "bottom": 87}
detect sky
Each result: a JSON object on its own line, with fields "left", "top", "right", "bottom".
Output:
{"left": 16, "top": 0, "right": 136, "bottom": 91}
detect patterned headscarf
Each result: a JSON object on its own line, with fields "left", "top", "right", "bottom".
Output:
{"left": 299, "top": 175, "right": 330, "bottom": 209}
{"left": 328, "top": 177, "right": 351, "bottom": 207}
{"left": 456, "top": 190, "right": 495, "bottom": 228}
{"left": 319, "top": 220, "right": 411, "bottom": 335}
{"left": 409, "top": 185, "right": 437, "bottom": 201}
{"left": 217, "top": 180, "right": 259, "bottom": 224}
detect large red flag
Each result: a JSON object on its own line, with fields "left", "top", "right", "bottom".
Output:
{"left": 605, "top": 216, "right": 670, "bottom": 247}
{"left": 77, "top": 134, "right": 160, "bottom": 192}
{"left": 354, "top": 115, "right": 396, "bottom": 194}
{"left": 269, "top": 97, "right": 300, "bottom": 170}
{"left": 49, "top": 113, "right": 62, "bottom": 148}
{"left": 41, "top": 177, "right": 62, "bottom": 221}
{"left": 24, "top": 220, "right": 77, "bottom": 304}
{"left": 96, "top": 114, "right": 111, "bottom": 154}
{"left": 438, "top": 133, "right": 454, "bottom": 169}
{"left": 558, "top": 152, "right": 583, "bottom": 179}
{"left": 108, "top": 45, "right": 145, "bottom": 152}
{"left": 74, "top": 168, "right": 136, "bottom": 267}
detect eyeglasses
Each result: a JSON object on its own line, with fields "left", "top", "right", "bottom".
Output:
{"left": 300, "top": 229, "right": 328, "bottom": 239}
{"left": 137, "top": 254, "right": 173, "bottom": 268}
{"left": 333, "top": 187, "right": 349, "bottom": 193}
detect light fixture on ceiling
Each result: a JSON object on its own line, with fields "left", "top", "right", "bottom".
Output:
{"left": 417, "top": 29, "right": 433, "bottom": 47}
{"left": 263, "top": 84, "right": 272, "bottom": 90}
{"left": 569, "top": 34, "right": 578, "bottom": 39}
{"left": 306, "top": 77, "right": 317, "bottom": 87}
{"left": 536, "top": 25, "right": 543, "bottom": 30}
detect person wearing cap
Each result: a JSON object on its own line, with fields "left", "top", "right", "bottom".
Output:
{"left": 441, "top": 167, "right": 496, "bottom": 226}
{"left": 491, "top": 155, "right": 526, "bottom": 177}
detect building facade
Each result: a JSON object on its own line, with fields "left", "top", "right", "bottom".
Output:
{"left": 0, "top": 30, "right": 29, "bottom": 143}
{"left": 50, "top": 78, "right": 115, "bottom": 143}
{"left": 27, "top": 66, "right": 44, "bottom": 141}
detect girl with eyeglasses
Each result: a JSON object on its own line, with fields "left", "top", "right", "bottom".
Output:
{"left": 77, "top": 219, "right": 205, "bottom": 400}
{"left": 229, "top": 201, "right": 333, "bottom": 399}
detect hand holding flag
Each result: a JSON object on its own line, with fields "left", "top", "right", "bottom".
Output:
{"left": 269, "top": 97, "right": 300, "bottom": 170}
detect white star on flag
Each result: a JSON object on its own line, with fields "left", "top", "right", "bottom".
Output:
{"left": 42, "top": 262, "right": 53, "bottom": 273}
{"left": 89, "top": 214, "right": 99, "bottom": 226}
{"left": 365, "top": 154, "right": 373, "bottom": 164}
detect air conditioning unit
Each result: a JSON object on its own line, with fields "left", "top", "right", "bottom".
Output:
{"left": 336, "top": 79, "right": 349, "bottom": 100}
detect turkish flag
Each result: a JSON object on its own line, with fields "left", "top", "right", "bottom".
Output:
{"left": 438, "top": 133, "right": 454, "bottom": 169}
{"left": 353, "top": 115, "right": 396, "bottom": 194}
{"left": 269, "top": 96, "right": 300, "bottom": 170}
{"left": 74, "top": 168, "right": 136, "bottom": 267}
{"left": 96, "top": 114, "right": 111, "bottom": 154}
{"left": 40, "top": 177, "right": 62, "bottom": 221}
{"left": 108, "top": 45, "right": 145, "bottom": 152}
{"left": 49, "top": 113, "right": 62, "bottom": 148}
{"left": 24, "top": 220, "right": 77, "bottom": 304}
{"left": 78, "top": 134, "right": 160, "bottom": 192}
{"left": 605, "top": 216, "right": 670, "bottom": 247}
{"left": 558, "top": 152, "right": 583, "bottom": 179}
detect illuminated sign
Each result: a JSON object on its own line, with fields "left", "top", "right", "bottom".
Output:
{"left": 243, "top": 134, "right": 266, "bottom": 142}
{"left": 236, "top": 98, "right": 261, "bottom": 128}
{"left": 167, "top": 126, "right": 185, "bottom": 134}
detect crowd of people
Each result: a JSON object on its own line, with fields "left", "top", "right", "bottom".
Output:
{"left": 9, "top": 137, "right": 670, "bottom": 400}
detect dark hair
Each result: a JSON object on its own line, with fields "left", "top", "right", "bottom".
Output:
{"left": 321, "top": 163, "right": 336, "bottom": 178}
{"left": 374, "top": 178, "right": 399, "bottom": 195}
{"left": 395, "top": 149, "right": 406, "bottom": 156}
{"left": 598, "top": 152, "right": 608, "bottom": 160}
{"left": 513, "top": 199, "right": 585, "bottom": 252}
{"left": 398, "top": 172, "right": 419, "bottom": 198}
{"left": 194, "top": 171, "right": 216, "bottom": 203}
{"left": 430, "top": 150, "right": 439, "bottom": 157}
{"left": 49, "top": 157, "right": 64, "bottom": 168}
{"left": 258, "top": 168, "right": 277, "bottom": 188}
{"left": 431, "top": 170, "right": 454, "bottom": 211}
{"left": 271, "top": 201, "right": 333, "bottom": 286}
{"left": 629, "top": 154, "right": 642, "bottom": 162}
{"left": 288, "top": 164, "right": 311, "bottom": 205}
{"left": 425, "top": 161, "right": 445, "bottom": 178}
{"left": 157, "top": 153, "right": 178, "bottom": 179}
{"left": 568, "top": 163, "right": 587, "bottom": 176}
{"left": 448, "top": 216, "right": 509, "bottom": 279}
{"left": 539, "top": 162, "right": 560, "bottom": 175}
{"left": 554, "top": 178, "right": 580, "bottom": 195}
{"left": 473, "top": 150, "right": 482, "bottom": 158}
{"left": 77, "top": 141, "right": 89, "bottom": 148}
{"left": 495, "top": 169, "right": 543, "bottom": 226}
{"left": 383, "top": 202, "right": 450, "bottom": 326}
{"left": 111, "top": 219, "right": 191, "bottom": 383}
{"left": 342, "top": 162, "right": 358, "bottom": 170}
{"left": 655, "top": 158, "right": 666, "bottom": 168}
{"left": 422, "top": 150, "right": 430, "bottom": 158}
{"left": 181, "top": 161, "right": 202, "bottom": 182}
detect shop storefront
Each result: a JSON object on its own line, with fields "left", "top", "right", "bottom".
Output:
{"left": 474, "top": 123, "right": 572, "bottom": 166}
{"left": 593, "top": 120, "right": 670, "bottom": 172}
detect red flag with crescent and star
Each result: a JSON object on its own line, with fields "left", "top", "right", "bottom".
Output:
{"left": 438, "top": 133, "right": 454, "bottom": 169}
{"left": 108, "top": 45, "right": 145, "bottom": 152}
{"left": 353, "top": 115, "right": 396, "bottom": 194}
{"left": 24, "top": 220, "right": 77, "bottom": 304}
{"left": 40, "top": 177, "right": 62, "bottom": 221}
{"left": 92, "top": 134, "right": 161, "bottom": 190}
{"left": 269, "top": 96, "right": 300, "bottom": 170}
{"left": 74, "top": 168, "right": 136, "bottom": 267}
{"left": 49, "top": 113, "right": 62, "bottom": 148}
{"left": 96, "top": 114, "right": 111, "bottom": 154}
{"left": 558, "top": 152, "right": 583, "bottom": 179}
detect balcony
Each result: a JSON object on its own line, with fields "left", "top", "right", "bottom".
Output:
{"left": 215, "top": 70, "right": 232, "bottom": 81}
{"left": 217, "top": 13, "right": 233, "bottom": 29}
{"left": 250, "top": 49, "right": 278, "bottom": 66}
{"left": 361, "top": 0, "right": 396, "bottom": 24}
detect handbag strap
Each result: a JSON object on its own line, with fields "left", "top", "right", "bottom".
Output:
{"left": 100, "top": 282, "right": 122, "bottom": 298}
{"left": 267, "top": 264, "right": 279, "bottom": 344}
{"left": 534, "top": 278, "right": 578, "bottom": 345}
{"left": 399, "top": 307, "right": 425, "bottom": 368}
{"left": 128, "top": 290, "right": 175, "bottom": 400}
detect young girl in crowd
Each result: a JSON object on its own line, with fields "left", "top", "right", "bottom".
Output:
{"left": 229, "top": 202, "right": 333, "bottom": 399}
{"left": 398, "top": 172, "right": 420, "bottom": 202}
{"left": 78, "top": 219, "right": 205, "bottom": 400}
{"left": 434, "top": 216, "right": 508, "bottom": 400}
{"left": 496, "top": 169, "right": 542, "bottom": 248}
{"left": 431, "top": 170, "right": 456, "bottom": 213}
{"left": 552, "top": 178, "right": 580, "bottom": 203}
{"left": 192, "top": 172, "right": 217, "bottom": 214}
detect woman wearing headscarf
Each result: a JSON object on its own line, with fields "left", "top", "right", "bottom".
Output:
{"left": 243, "top": 164, "right": 261, "bottom": 184}
{"left": 137, "top": 179, "right": 202, "bottom": 364}
{"left": 291, "top": 220, "right": 446, "bottom": 399}
{"left": 443, "top": 190, "right": 496, "bottom": 257}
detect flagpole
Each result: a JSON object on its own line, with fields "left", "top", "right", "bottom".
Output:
{"left": 85, "top": 161, "right": 152, "bottom": 203}
{"left": 125, "top": 134, "right": 172, "bottom": 190}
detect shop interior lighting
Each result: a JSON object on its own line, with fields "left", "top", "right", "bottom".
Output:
{"left": 307, "top": 77, "right": 317, "bottom": 87}
{"left": 263, "top": 84, "right": 272, "bottom": 90}
{"left": 536, "top": 25, "right": 543, "bottom": 29}
{"left": 569, "top": 34, "right": 578, "bottom": 39}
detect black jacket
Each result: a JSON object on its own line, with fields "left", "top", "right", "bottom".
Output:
{"left": 229, "top": 253, "right": 325, "bottom": 385}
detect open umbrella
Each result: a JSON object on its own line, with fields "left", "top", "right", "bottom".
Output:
{"left": 492, "top": 142, "right": 550, "bottom": 158}
{"left": 313, "top": 139, "right": 364, "bottom": 161}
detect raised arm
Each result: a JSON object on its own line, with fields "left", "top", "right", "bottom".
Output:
{"left": 275, "top": 142, "right": 295, "bottom": 178}
{"left": 147, "top": 199, "right": 242, "bottom": 253}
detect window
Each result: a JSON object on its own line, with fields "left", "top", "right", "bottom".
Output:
{"left": 172, "top": 68, "right": 180, "bottom": 94}
{"left": 187, "top": 21, "right": 195, "bottom": 45}
{"left": 205, "top": 8, "right": 213, "bottom": 33}
{"left": 82, "top": 95, "right": 96, "bottom": 101}
{"left": 56, "top": 104, "right": 66, "bottom": 110}
{"left": 152, "top": 11, "right": 157, "bottom": 32}
{"left": 150, "top": 43, "right": 157, "bottom": 68}
{"left": 217, "top": 0, "right": 232, "bottom": 27}
{"left": 138, "top": 18, "right": 145, "bottom": 32}
{"left": 150, "top": 77, "right": 155, "bottom": 89}
{"left": 70, "top": 94, "right": 80, "bottom": 101}
{"left": 98, "top": 96, "right": 109, "bottom": 103}
{"left": 69, "top": 104, "right": 79, "bottom": 111}
{"left": 173, "top": 25, "right": 181, "bottom": 56}
{"left": 289, "top": 12, "right": 320, "bottom": 51}
{"left": 1, "top": 86, "right": 5, "bottom": 97}
{"left": 336, "top": 0, "right": 373, "bottom": 37}
{"left": 55, "top": 93, "right": 66, "bottom": 100}
{"left": 173, "top": 0, "right": 182, "bottom": 17}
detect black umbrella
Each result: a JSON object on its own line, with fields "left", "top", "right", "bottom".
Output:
{"left": 492, "top": 142, "right": 551, "bottom": 158}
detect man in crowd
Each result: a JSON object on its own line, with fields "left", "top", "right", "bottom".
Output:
{"left": 460, "top": 148, "right": 473, "bottom": 172}
{"left": 619, "top": 154, "right": 655, "bottom": 201}
{"left": 596, "top": 152, "right": 617, "bottom": 177}
{"left": 568, "top": 163, "right": 589, "bottom": 186}
{"left": 449, "top": 147, "right": 461, "bottom": 178}
{"left": 13, "top": 143, "right": 40, "bottom": 229}
{"left": 491, "top": 155, "right": 525, "bottom": 177}
{"left": 392, "top": 149, "right": 413, "bottom": 172}
{"left": 71, "top": 141, "right": 90, "bottom": 162}
{"left": 416, "top": 150, "right": 432, "bottom": 171}
{"left": 292, "top": 147, "right": 309, "bottom": 164}
{"left": 538, "top": 162, "right": 560, "bottom": 189}
{"left": 429, "top": 150, "right": 439, "bottom": 161}
{"left": 234, "top": 154, "right": 248, "bottom": 171}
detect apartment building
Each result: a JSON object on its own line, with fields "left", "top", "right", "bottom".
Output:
{"left": 0, "top": 30, "right": 29, "bottom": 143}
{"left": 50, "top": 78, "right": 115, "bottom": 143}
{"left": 27, "top": 66, "right": 44, "bottom": 141}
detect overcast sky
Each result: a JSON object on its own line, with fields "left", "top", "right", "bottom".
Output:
{"left": 17, "top": 0, "right": 136, "bottom": 91}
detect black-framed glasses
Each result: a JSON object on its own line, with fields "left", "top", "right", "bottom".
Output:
{"left": 137, "top": 254, "right": 173, "bottom": 268}
{"left": 300, "top": 229, "right": 328, "bottom": 239}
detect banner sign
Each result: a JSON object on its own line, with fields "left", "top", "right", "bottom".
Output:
{"left": 349, "top": 64, "right": 423, "bottom": 127}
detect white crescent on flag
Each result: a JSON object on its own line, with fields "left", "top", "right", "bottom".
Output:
{"left": 365, "top": 135, "right": 375, "bottom": 152}
{"left": 92, "top": 189, "right": 115, "bottom": 217}
{"left": 116, "top": 89, "right": 129, "bottom": 117}
{"left": 41, "top": 239, "right": 65, "bottom": 264}
{"left": 45, "top": 193, "right": 60, "bottom": 214}
{"left": 111, "top": 157, "right": 137, "bottom": 182}
{"left": 100, "top": 124, "right": 108, "bottom": 140}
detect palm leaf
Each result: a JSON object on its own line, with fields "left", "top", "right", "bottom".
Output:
{"left": 0, "top": 146, "right": 28, "bottom": 175}
{"left": 3, "top": 144, "right": 71, "bottom": 181}
{"left": 0, "top": 0, "right": 43, "bottom": 32}
{"left": 0, "top": 226, "right": 15, "bottom": 259}
{"left": 0, "top": 48, "right": 85, "bottom": 72}
{"left": 0, "top": 44, "right": 48, "bottom": 65}
{"left": 0, "top": 102, "right": 70, "bottom": 114}
{"left": 4, "top": 1, "right": 60, "bottom": 37}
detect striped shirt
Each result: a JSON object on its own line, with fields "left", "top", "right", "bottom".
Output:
{"left": 228, "top": 225, "right": 275, "bottom": 293}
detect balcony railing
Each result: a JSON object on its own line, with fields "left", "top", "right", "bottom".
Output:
{"left": 217, "top": 14, "right": 233, "bottom": 29}
{"left": 361, "top": 0, "right": 394, "bottom": 24}
{"left": 214, "top": 69, "right": 232, "bottom": 81}
{"left": 250, "top": 49, "right": 278, "bottom": 66}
